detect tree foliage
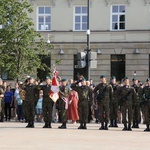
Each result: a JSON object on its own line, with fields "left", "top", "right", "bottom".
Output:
{"left": 0, "top": 0, "right": 54, "bottom": 81}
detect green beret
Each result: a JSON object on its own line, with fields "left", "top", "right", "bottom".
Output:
{"left": 132, "top": 77, "right": 138, "bottom": 81}
{"left": 100, "top": 75, "right": 106, "bottom": 79}
{"left": 81, "top": 78, "right": 86, "bottom": 81}
{"left": 111, "top": 76, "right": 116, "bottom": 80}
{"left": 46, "top": 76, "right": 50, "bottom": 79}
{"left": 29, "top": 76, "right": 34, "bottom": 79}
{"left": 61, "top": 78, "right": 67, "bottom": 82}
{"left": 124, "top": 76, "right": 129, "bottom": 80}
{"left": 146, "top": 78, "right": 150, "bottom": 82}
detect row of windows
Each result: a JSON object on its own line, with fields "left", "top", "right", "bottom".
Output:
{"left": 38, "top": 5, "right": 126, "bottom": 31}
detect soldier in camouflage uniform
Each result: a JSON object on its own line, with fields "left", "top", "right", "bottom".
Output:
{"left": 94, "top": 75, "right": 113, "bottom": 130}
{"left": 23, "top": 76, "right": 38, "bottom": 128}
{"left": 72, "top": 78, "right": 93, "bottom": 129}
{"left": 0, "top": 78, "right": 5, "bottom": 122}
{"left": 58, "top": 79, "right": 70, "bottom": 129}
{"left": 141, "top": 78, "right": 150, "bottom": 132}
{"left": 117, "top": 77, "right": 137, "bottom": 131}
{"left": 131, "top": 78, "right": 141, "bottom": 128}
{"left": 109, "top": 76, "right": 119, "bottom": 127}
{"left": 41, "top": 76, "right": 54, "bottom": 128}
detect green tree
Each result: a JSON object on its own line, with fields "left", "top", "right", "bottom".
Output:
{"left": 0, "top": 0, "right": 55, "bottom": 81}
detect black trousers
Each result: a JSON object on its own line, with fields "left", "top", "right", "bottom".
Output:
{"left": 4, "top": 102, "right": 11, "bottom": 120}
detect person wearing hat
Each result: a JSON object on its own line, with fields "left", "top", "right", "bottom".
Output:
{"left": 109, "top": 76, "right": 119, "bottom": 127}
{"left": 141, "top": 78, "right": 150, "bottom": 131}
{"left": 58, "top": 78, "right": 70, "bottom": 129}
{"left": 23, "top": 76, "right": 38, "bottom": 128}
{"left": 40, "top": 76, "right": 54, "bottom": 128}
{"left": 117, "top": 77, "right": 137, "bottom": 131}
{"left": 0, "top": 78, "right": 5, "bottom": 122}
{"left": 71, "top": 78, "right": 93, "bottom": 129}
{"left": 94, "top": 75, "right": 113, "bottom": 130}
{"left": 131, "top": 77, "right": 141, "bottom": 128}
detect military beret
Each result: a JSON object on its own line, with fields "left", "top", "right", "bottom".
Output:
{"left": 81, "top": 78, "right": 86, "bottom": 81}
{"left": 124, "top": 76, "right": 129, "bottom": 80}
{"left": 132, "top": 77, "right": 138, "bottom": 81}
{"left": 146, "top": 78, "right": 150, "bottom": 82}
{"left": 100, "top": 75, "right": 106, "bottom": 79}
{"left": 111, "top": 76, "right": 116, "bottom": 80}
{"left": 61, "top": 78, "right": 67, "bottom": 82}
{"left": 29, "top": 76, "right": 34, "bottom": 79}
{"left": 46, "top": 76, "right": 50, "bottom": 79}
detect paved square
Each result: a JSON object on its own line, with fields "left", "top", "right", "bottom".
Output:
{"left": 0, "top": 122, "right": 149, "bottom": 150}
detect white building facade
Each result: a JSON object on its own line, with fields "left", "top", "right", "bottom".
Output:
{"left": 29, "top": 0, "right": 150, "bottom": 83}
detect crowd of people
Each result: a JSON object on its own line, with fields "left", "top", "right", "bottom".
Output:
{"left": 0, "top": 74, "right": 149, "bottom": 132}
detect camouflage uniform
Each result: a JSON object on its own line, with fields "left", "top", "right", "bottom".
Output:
{"left": 117, "top": 85, "right": 136, "bottom": 131}
{"left": 109, "top": 83, "right": 119, "bottom": 127}
{"left": 0, "top": 85, "right": 5, "bottom": 122}
{"left": 58, "top": 85, "right": 69, "bottom": 128}
{"left": 72, "top": 84, "right": 92, "bottom": 129}
{"left": 24, "top": 84, "right": 37, "bottom": 128}
{"left": 141, "top": 85, "right": 150, "bottom": 131}
{"left": 41, "top": 84, "right": 54, "bottom": 128}
{"left": 94, "top": 83, "right": 113, "bottom": 130}
{"left": 131, "top": 84, "right": 141, "bottom": 128}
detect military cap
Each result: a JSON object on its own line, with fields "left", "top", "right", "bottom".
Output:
{"left": 100, "top": 75, "right": 106, "bottom": 79}
{"left": 146, "top": 78, "right": 150, "bottom": 82}
{"left": 132, "top": 77, "right": 138, "bottom": 81}
{"left": 61, "top": 78, "right": 67, "bottom": 82}
{"left": 111, "top": 76, "right": 116, "bottom": 80}
{"left": 124, "top": 76, "right": 129, "bottom": 80}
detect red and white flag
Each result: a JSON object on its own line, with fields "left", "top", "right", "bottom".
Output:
{"left": 49, "top": 70, "right": 59, "bottom": 102}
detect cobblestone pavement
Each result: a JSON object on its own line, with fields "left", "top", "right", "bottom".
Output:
{"left": 0, "top": 122, "right": 149, "bottom": 150}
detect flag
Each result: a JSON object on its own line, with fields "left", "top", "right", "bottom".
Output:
{"left": 49, "top": 71, "right": 59, "bottom": 102}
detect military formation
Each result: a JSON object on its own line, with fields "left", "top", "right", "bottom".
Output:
{"left": 0, "top": 75, "right": 150, "bottom": 132}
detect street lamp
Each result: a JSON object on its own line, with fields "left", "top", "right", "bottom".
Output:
{"left": 86, "top": 0, "right": 91, "bottom": 80}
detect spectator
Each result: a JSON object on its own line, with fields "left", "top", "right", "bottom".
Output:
{"left": 4, "top": 85, "right": 13, "bottom": 121}
{"left": 68, "top": 89, "right": 79, "bottom": 124}
{"left": 36, "top": 90, "right": 43, "bottom": 122}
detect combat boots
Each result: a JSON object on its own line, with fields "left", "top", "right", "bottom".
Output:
{"left": 128, "top": 123, "right": 132, "bottom": 131}
{"left": 114, "top": 120, "right": 118, "bottom": 127}
{"left": 104, "top": 123, "right": 109, "bottom": 130}
{"left": 48, "top": 122, "right": 52, "bottom": 128}
{"left": 58, "top": 122, "right": 67, "bottom": 129}
{"left": 132, "top": 121, "right": 136, "bottom": 128}
{"left": 26, "top": 122, "right": 31, "bottom": 128}
{"left": 122, "top": 124, "right": 128, "bottom": 131}
{"left": 43, "top": 122, "right": 49, "bottom": 128}
{"left": 30, "top": 121, "right": 34, "bottom": 128}
{"left": 83, "top": 123, "right": 87, "bottom": 129}
{"left": 144, "top": 124, "right": 150, "bottom": 132}
{"left": 78, "top": 123, "right": 84, "bottom": 129}
{"left": 99, "top": 122, "right": 104, "bottom": 130}
{"left": 109, "top": 120, "right": 113, "bottom": 127}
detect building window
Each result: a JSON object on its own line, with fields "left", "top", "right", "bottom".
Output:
{"left": 74, "top": 6, "right": 87, "bottom": 31}
{"left": 38, "top": 7, "right": 51, "bottom": 31}
{"left": 111, "top": 5, "right": 125, "bottom": 30}
{"left": 111, "top": 55, "right": 125, "bottom": 81}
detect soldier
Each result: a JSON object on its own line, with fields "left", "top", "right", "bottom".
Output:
{"left": 94, "top": 75, "right": 113, "bottom": 130}
{"left": 72, "top": 78, "right": 93, "bottom": 129}
{"left": 58, "top": 79, "right": 70, "bottom": 129}
{"left": 117, "top": 77, "right": 136, "bottom": 131}
{"left": 131, "top": 77, "right": 141, "bottom": 128}
{"left": 23, "top": 76, "right": 38, "bottom": 128}
{"left": 0, "top": 78, "right": 5, "bottom": 122}
{"left": 41, "top": 76, "right": 54, "bottom": 128}
{"left": 109, "top": 76, "right": 119, "bottom": 127}
{"left": 141, "top": 78, "right": 150, "bottom": 132}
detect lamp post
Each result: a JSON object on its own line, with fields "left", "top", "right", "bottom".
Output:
{"left": 86, "top": 0, "right": 91, "bottom": 80}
